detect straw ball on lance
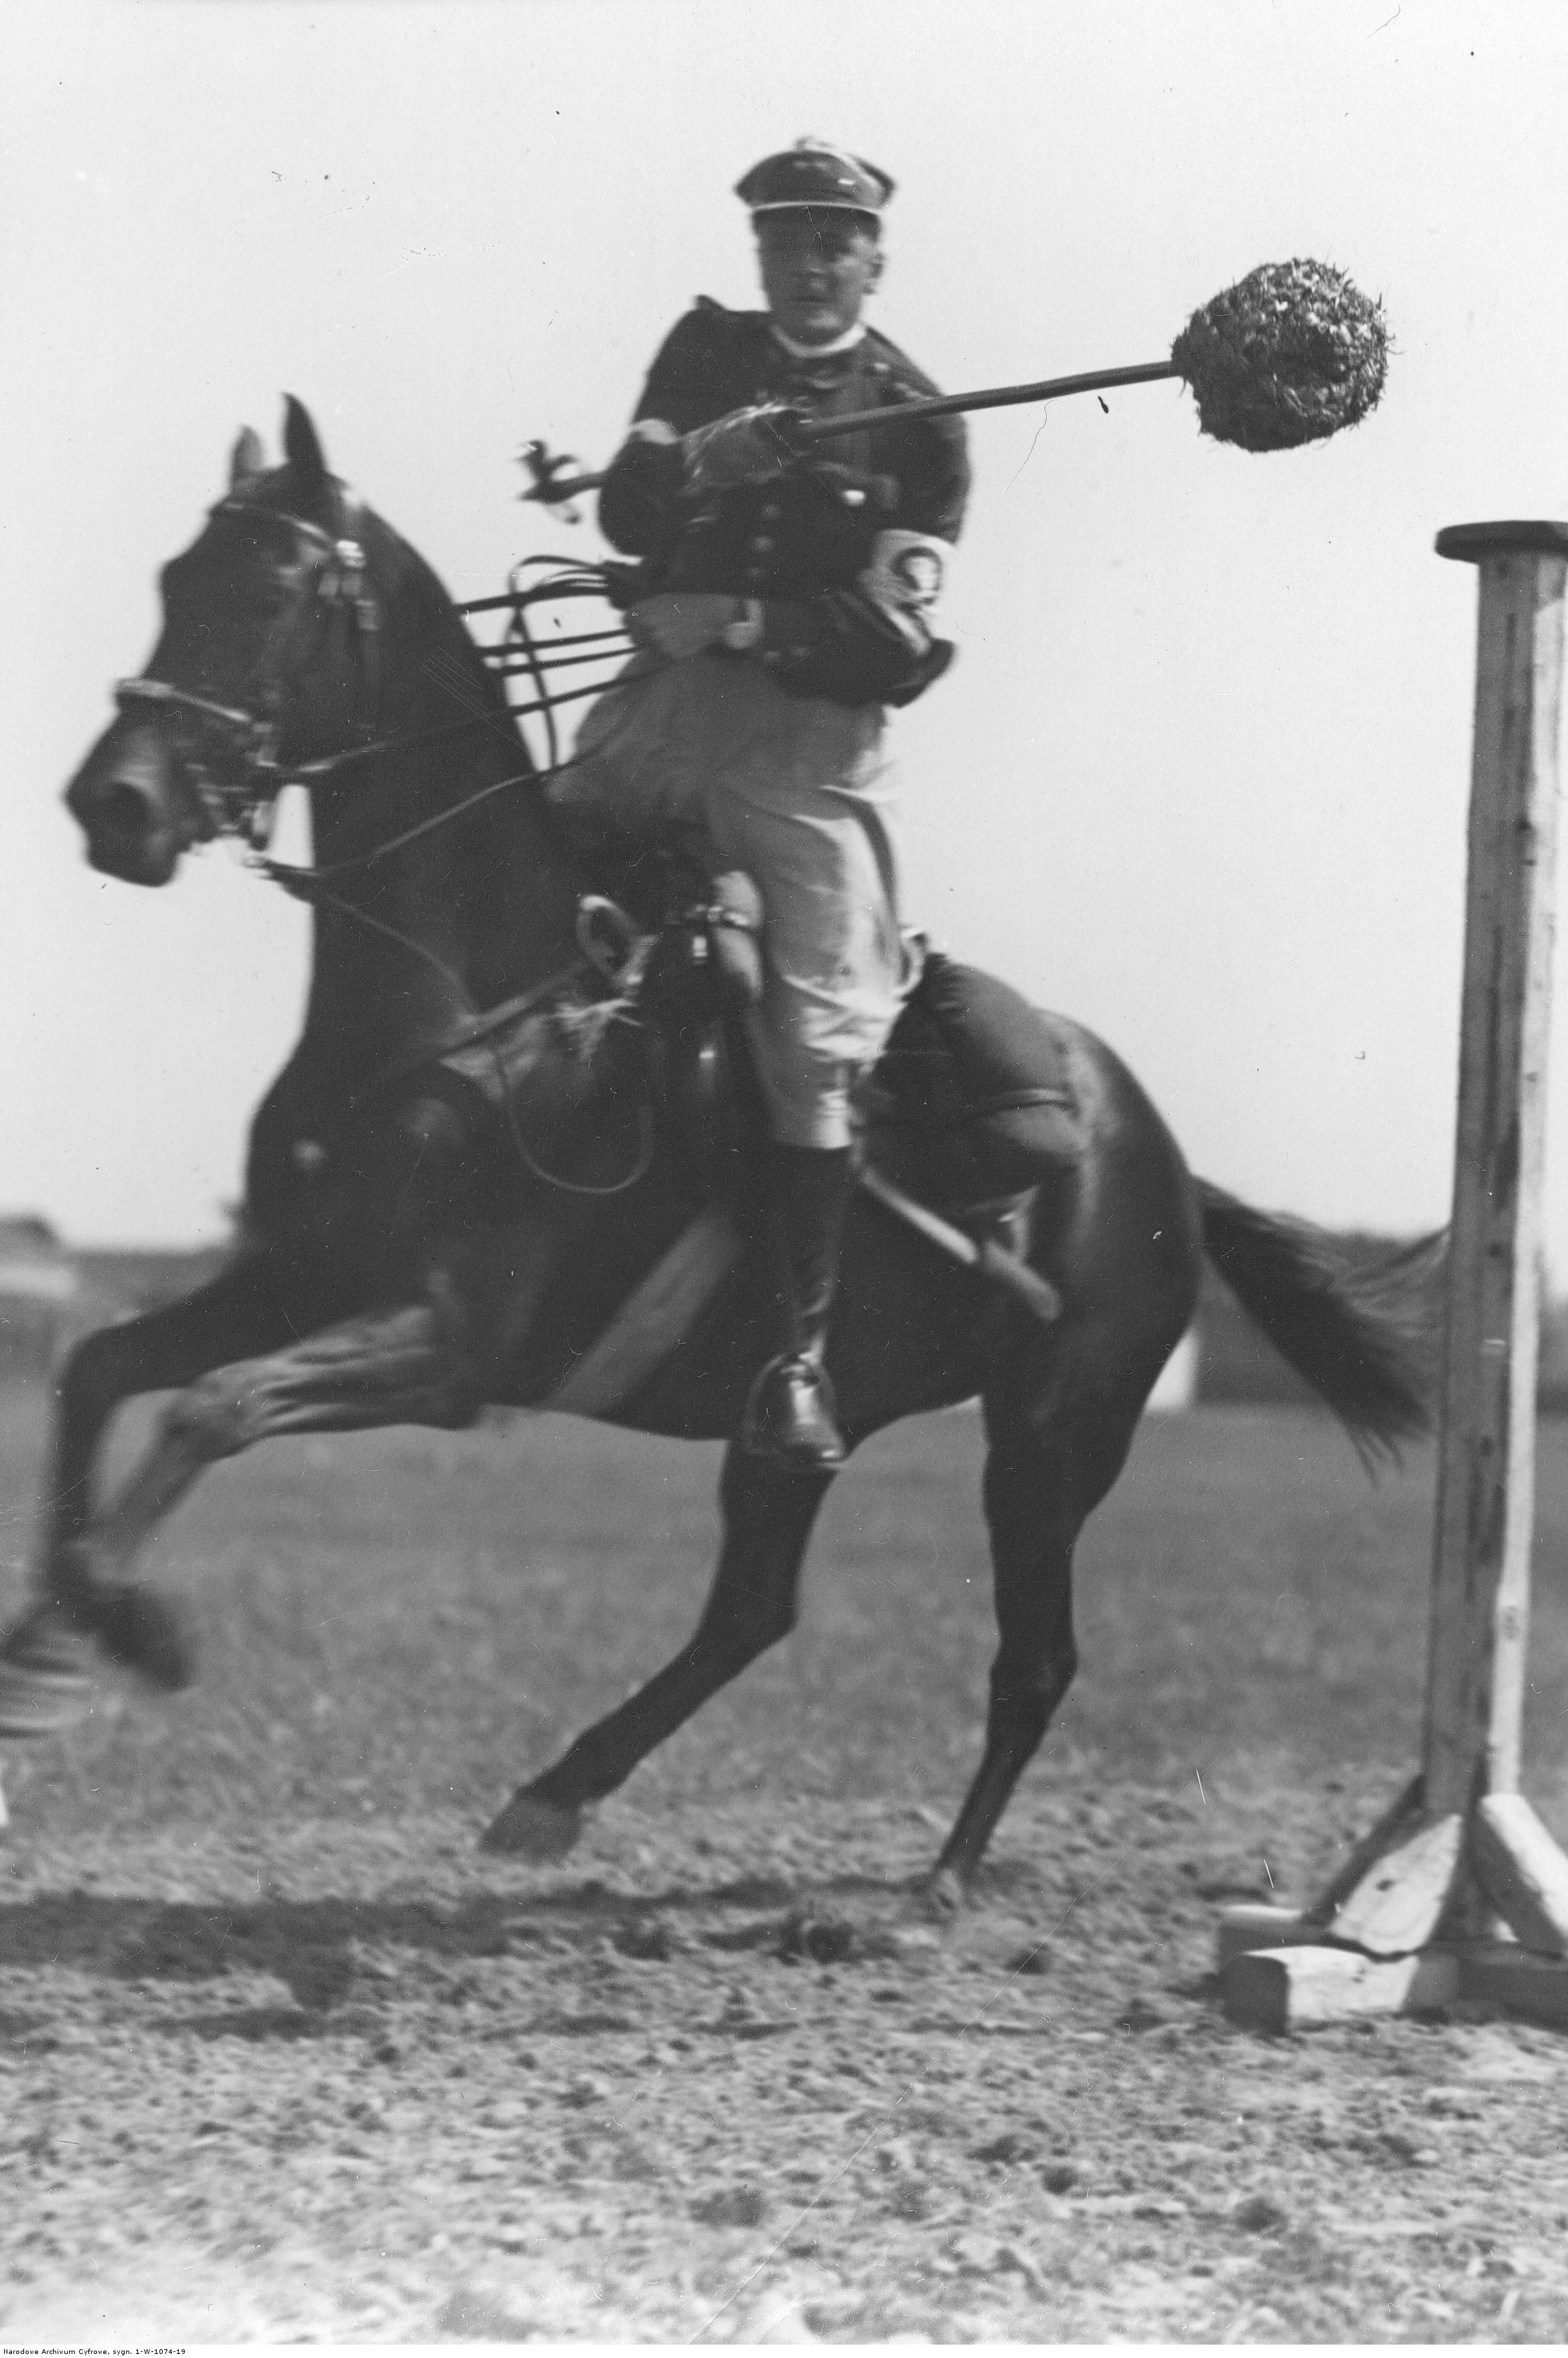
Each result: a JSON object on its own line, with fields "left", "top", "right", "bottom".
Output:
{"left": 1169, "top": 259, "right": 1390, "bottom": 453}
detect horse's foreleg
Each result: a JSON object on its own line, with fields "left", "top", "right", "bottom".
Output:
{"left": 42, "top": 1253, "right": 320, "bottom": 1590}
{"left": 61, "top": 1303, "right": 478, "bottom": 1696}
{"left": 1, "top": 1258, "right": 334, "bottom": 1728}
{"left": 63, "top": 1090, "right": 482, "bottom": 1580}
{"left": 481, "top": 1444, "right": 834, "bottom": 1860}
{"left": 100, "top": 1300, "right": 480, "bottom": 1551}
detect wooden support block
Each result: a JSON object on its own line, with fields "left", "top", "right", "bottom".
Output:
{"left": 1459, "top": 1939, "right": 1568, "bottom": 2028}
{"left": 1222, "top": 1944, "right": 1459, "bottom": 2034}
{"left": 1326, "top": 1811, "right": 1464, "bottom": 1957}
{"left": 1214, "top": 1905, "right": 1312, "bottom": 1969}
{"left": 1472, "top": 1794, "right": 1568, "bottom": 1955}
{"left": 1308, "top": 1773, "right": 1425, "bottom": 1924}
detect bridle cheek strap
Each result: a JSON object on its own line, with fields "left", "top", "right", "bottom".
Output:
{"left": 114, "top": 483, "right": 387, "bottom": 842}
{"left": 211, "top": 486, "right": 384, "bottom": 741}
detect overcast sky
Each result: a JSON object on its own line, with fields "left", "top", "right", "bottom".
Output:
{"left": 3, "top": 0, "right": 1567, "bottom": 1275}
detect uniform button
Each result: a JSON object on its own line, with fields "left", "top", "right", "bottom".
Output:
{"left": 750, "top": 535, "right": 774, "bottom": 554}
{"left": 760, "top": 502, "right": 782, "bottom": 523}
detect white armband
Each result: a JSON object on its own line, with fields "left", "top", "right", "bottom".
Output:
{"left": 857, "top": 531, "right": 954, "bottom": 650}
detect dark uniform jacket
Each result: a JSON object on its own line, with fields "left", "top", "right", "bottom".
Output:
{"left": 599, "top": 300, "right": 971, "bottom": 709}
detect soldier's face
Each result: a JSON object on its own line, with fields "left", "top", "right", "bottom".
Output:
{"left": 756, "top": 212, "right": 883, "bottom": 346}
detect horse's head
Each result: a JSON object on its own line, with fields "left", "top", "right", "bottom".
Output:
{"left": 67, "top": 399, "right": 386, "bottom": 884}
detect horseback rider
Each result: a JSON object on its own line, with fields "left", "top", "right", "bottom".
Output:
{"left": 557, "top": 139, "right": 971, "bottom": 1467}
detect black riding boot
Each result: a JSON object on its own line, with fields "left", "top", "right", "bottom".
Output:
{"left": 741, "top": 1143, "right": 855, "bottom": 1468}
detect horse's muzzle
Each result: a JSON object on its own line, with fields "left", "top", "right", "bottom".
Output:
{"left": 64, "top": 714, "right": 202, "bottom": 886}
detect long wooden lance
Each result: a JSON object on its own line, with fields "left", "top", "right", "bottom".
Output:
{"left": 520, "top": 257, "right": 1388, "bottom": 509}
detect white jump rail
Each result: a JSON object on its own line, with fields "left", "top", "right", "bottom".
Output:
{"left": 1218, "top": 519, "right": 1568, "bottom": 2033}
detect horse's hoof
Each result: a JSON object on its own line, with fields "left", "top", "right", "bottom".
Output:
{"left": 94, "top": 1585, "right": 198, "bottom": 1692}
{"left": 479, "top": 1791, "right": 583, "bottom": 1861}
{"left": 914, "top": 1866, "right": 967, "bottom": 1923}
{"left": 0, "top": 1605, "right": 94, "bottom": 1738}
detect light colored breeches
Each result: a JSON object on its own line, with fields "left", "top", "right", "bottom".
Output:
{"left": 555, "top": 651, "right": 908, "bottom": 1149}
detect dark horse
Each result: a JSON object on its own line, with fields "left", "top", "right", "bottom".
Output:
{"left": 3, "top": 401, "right": 1427, "bottom": 1906}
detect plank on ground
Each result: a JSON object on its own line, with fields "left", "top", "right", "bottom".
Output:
{"left": 1222, "top": 1945, "right": 1459, "bottom": 2033}
{"left": 1214, "top": 1905, "right": 1311, "bottom": 1969}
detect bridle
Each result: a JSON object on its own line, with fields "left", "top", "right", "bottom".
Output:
{"left": 111, "top": 486, "right": 648, "bottom": 892}
{"left": 113, "top": 485, "right": 498, "bottom": 853}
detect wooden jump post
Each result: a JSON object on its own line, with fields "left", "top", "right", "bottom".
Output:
{"left": 1218, "top": 519, "right": 1568, "bottom": 2033}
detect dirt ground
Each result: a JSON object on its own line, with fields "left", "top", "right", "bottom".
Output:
{"left": 3, "top": 1395, "right": 1568, "bottom": 2343}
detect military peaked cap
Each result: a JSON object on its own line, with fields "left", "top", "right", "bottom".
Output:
{"left": 736, "top": 138, "right": 894, "bottom": 219}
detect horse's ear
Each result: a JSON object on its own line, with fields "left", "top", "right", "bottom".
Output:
{"left": 228, "top": 426, "right": 265, "bottom": 492}
{"left": 282, "top": 396, "right": 329, "bottom": 502}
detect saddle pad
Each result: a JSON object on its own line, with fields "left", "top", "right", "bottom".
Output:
{"left": 867, "top": 953, "right": 1082, "bottom": 1207}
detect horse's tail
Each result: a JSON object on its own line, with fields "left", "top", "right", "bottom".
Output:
{"left": 1196, "top": 1179, "right": 1439, "bottom": 1470}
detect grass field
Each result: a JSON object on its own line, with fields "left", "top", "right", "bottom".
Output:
{"left": 4, "top": 1384, "right": 1567, "bottom": 1844}
{"left": 4, "top": 1385, "right": 1568, "bottom": 2343}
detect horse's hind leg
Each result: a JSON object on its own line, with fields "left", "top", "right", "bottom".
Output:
{"left": 924, "top": 1374, "right": 1145, "bottom": 1912}
{"left": 481, "top": 1444, "right": 833, "bottom": 1860}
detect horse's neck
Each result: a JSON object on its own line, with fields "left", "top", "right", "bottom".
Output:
{"left": 297, "top": 563, "right": 583, "bottom": 1076}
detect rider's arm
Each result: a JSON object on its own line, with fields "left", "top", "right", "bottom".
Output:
{"left": 746, "top": 411, "right": 971, "bottom": 707}
{"left": 597, "top": 306, "right": 742, "bottom": 559}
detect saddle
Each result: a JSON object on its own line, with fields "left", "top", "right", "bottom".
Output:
{"left": 358, "top": 874, "right": 1082, "bottom": 1416}
{"left": 419, "top": 858, "right": 1083, "bottom": 1235}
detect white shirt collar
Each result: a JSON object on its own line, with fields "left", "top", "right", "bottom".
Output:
{"left": 769, "top": 320, "right": 868, "bottom": 361}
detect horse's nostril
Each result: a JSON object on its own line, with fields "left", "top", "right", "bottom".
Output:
{"left": 97, "top": 780, "right": 156, "bottom": 840}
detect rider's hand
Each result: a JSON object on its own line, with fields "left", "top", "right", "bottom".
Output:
{"left": 681, "top": 403, "right": 800, "bottom": 496}
{"left": 628, "top": 592, "right": 743, "bottom": 661}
